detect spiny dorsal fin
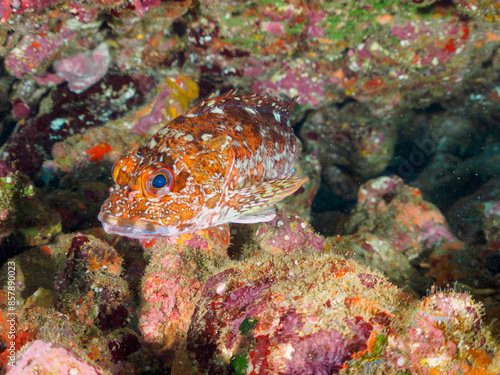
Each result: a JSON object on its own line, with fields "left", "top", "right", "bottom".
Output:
{"left": 184, "top": 90, "right": 299, "bottom": 127}
{"left": 184, "top": 89, "right": 238, "bottom": 116}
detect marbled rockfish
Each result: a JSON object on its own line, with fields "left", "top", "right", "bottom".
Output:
{"left": 98, "top": 90, "right": 308, "bottom": 238}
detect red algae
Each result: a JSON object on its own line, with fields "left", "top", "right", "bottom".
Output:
{"left": 86, "top": 143, "right": 113, "bottom": 162}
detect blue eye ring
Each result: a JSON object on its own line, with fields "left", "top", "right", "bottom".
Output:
{"left": 143, "top": 165, "right": 174, "bottom": 198}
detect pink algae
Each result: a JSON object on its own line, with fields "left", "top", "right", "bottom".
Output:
{"left": 54, "top": 43, "right": 111, "bottom": 94}
{"left": 6, "top": 340, "right": 103, "bottom": 375}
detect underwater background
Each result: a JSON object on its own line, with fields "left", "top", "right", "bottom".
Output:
{"left": 0, "top": 0, "right": 500, "bottom": 373}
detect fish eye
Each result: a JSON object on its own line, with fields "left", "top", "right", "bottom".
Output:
{"left": 143, "top": 165, "right": 174, "bottom": 198}
{"left": 152, "top": 174, "right": 167, "bottom": 189}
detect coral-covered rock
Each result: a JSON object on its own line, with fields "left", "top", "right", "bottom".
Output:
{"left": 0, "top": 161, "right": 17, "bottom": 238}
{"left": 0, "top": 231, "right": 149, "bottom": 373}
{"left": 347, "top": 176, "right": 460, "bottom": 255}
{"left": 139, "top": 225, "right": 230, "bottom": 369}
{"left": 111, "top": 2, "right": 192, "bottom": 71}
{"left": 4, "top": 25, "right": 76, "bottom": 78}
{"left": 183, "top": 252, "right": 402, "bottom": 374}
{"left": 0, "top": 0, "right": 499, "bottom": 372}
{"left": 187, "top": 1, "right": 500, "bottom": 118}
{"left": 184, "top": 253, "right": 500, "bottom": 375}
{"left": 0, "top": 161, "right": 61, "bottom": 248}
{"left": 243, "top": 213, "right": 325, "bottom": 259}
{"left": 373, "top": 292, "right": 499, "bottom": 375}
{"left": 340, "top": 176, "right": 467, "bottom": 291}
{"left": 453, "top": 0, "right": 500, "bottom": 19}
{"left": 484, "top": 199, "right": 500, "bottom": 248}
{"left": 5, "top": 340, "right": 104, "bottom": 375}
{"left": 0, "top": 236, "right": 71, "bottom": 300}
{"left": 252, "top": 59, "right": 330, "bottom": 108}
{"left": 328, "top": 233, "right": 425, "bottom": 292}
{"left": 55, "top": 234, "right": 133, "bottom": 331}
{"left": 0, "top": 291, "right": 34, "bottom": 369}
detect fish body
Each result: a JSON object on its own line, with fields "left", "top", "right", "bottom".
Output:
{"left": 98, "top": 91, "right": 308, "bottom": 238}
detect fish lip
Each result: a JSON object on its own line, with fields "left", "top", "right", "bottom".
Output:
{"left": 98, "top": 212, "right": 171, "bottom": 238}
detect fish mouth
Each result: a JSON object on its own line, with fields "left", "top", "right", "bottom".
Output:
{"left": 98, "top": 212, "right": 171, "bottom": 238}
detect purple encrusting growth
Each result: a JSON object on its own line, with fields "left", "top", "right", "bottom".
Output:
{"left": 0, "top": 160, "right": 15, "bottom": 178}
{"left": 54, "top": 43, "right": 111, "bottom": 94}
{"left": 4, "top": 26, "right": 76, "bottom": 77}
{"left": 281, "top": 321, "right": 370, "bottom": 375}
{"left": 252, "top": 60, "right": 327, "bottom": 107}
{"left": 131, "top": 83, "right": 173, "bottom": 134}
{"left": 417, "top": 222, "right": 455, "bottom": 248}
{"left": 357, "top": 273, "right": 385, "bottom": 288}
{"left": 249, "top": 213, "right": 325, "bottom": 257}
{"left": 185, "top": 252, "right": 400, "bottom": 374}
{"left": 5, "top": 340, "right": 104, "bottom": 375}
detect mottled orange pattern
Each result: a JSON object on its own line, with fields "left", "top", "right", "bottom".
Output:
{"left": 99, "top": 91, "right": 308, "bottom": 238}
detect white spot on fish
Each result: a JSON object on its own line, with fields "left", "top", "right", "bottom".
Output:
{"left": 211, "top": 107, "right": 224, "bottom": 115}
{"left": 273, "top": 111, "right": 281, "bottom": 122}
{"left": 245, "top": 107, "right": 257, "bottom": 115}
{"left": 202, "top": 133, "right": 213, "bottom": 141}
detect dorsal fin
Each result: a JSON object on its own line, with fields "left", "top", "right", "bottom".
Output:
{"left": 184, "top": 90, "right": 299, "bottom": 126}
{"left": 184, "top": 89, "right": 238, "bottom": 116}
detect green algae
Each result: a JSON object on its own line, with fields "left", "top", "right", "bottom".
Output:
{"left": 239, "top": 318, "right": 258, "bottom": 335}
{"left": 320, "top": 0, "right": 415, "bottom": 43}
{"left": 229, "top": 354, "right": 248, "bottom": 375}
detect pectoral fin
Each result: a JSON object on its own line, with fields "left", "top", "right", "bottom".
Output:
{"left": 228, "top": 174, "right": 308, "bottom": 223}
{"left": 231, "top": 207, "right": 276, "bottom": 223}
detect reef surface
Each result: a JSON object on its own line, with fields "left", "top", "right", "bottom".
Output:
{"left": 0, "top": 0, "right": 499, "bottom": 374}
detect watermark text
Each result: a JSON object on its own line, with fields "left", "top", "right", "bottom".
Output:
{"left": 6, "top": 261, "right": 17, "bottom": 367}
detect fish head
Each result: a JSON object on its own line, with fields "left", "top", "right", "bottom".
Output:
{"left": 98, "top": 152, "right": 175, "bottom": 238}
{"left": 98, "top": 143, "right": 228, "bottom": 238}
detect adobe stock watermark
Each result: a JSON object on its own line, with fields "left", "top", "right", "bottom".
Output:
{"left": 5, "top": 261, "right": 17, "bottom": 367}
{"left": 397, "top": 135, "right": 438, "bottom": 178}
